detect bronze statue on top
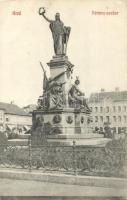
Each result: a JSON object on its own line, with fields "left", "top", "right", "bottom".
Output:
{"left": 39, "top": 7, "right": 71, "bottom": 55}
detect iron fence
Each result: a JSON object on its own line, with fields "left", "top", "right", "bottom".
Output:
{"left": 0, "top": 140, "right": 127, "bottom": 178}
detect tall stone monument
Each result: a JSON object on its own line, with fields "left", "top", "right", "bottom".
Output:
{"left": 32, "top": 8, "right": 106, "bottom": 145}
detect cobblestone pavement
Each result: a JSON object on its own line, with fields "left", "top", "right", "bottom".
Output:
{"left": 0, "top": 178, "right": 126, "bottom": 196}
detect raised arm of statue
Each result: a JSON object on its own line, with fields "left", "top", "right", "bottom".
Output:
{"left": 38, "top": 7, "right": 52, "bottom": 23}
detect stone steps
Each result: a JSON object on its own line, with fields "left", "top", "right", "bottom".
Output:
{"left": 47, "top": 133, "right": 104, "bottom": 139}
{"left": 8, "top": 139, "right": 29, "bottom": 146}
{"left": 47, "top": 133, "right": 110, "bottom": 147}
{"left": 8, "top": 134, "right": 31, "bottom": 146}
{"left": 47, "top": 136, "right": 111, "bottom": 147}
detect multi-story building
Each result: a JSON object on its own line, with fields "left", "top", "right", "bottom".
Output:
{"left": 88, "top": 89, "right": 127, "bottom": 134}
{"left": 0, "top": 102, "right": 32, "bottom": 133}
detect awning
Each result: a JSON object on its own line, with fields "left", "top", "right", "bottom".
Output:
{"left": 6, "top": 125, "right": 16, "bottom": 131}
{"left": 23, "top": 126, "right": 30, "bottom": 131}
{"left": 0, "top": 124, "right": 4, "bottom": 131}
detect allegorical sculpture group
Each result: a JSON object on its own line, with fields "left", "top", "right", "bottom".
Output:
{"left": 38, "top": 8, "right": 90, "bottom": 113}
{"left": 38, "top": 61, "right": 66, "bottom": 110}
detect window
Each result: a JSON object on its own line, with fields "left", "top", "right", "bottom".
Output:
{"left": 95, "top": 107, "right": 98, "bottom": 112}
{"left": 121, "top": 127, "right": 126, "bottom": 133}
{"left": 90, "top": 107, "right": 92, "bottom": 112}
{"left": 100, "top": 127, "right": 103, "bottom": 132}
{"left": 6, "top": 118, "right": 9, "bottom": 122}
{"left": 100, "top": 116, "right": 103, "bottom": 122}
{"left": 0, "top": 114, "right": 3, "bottom": 121}
{"left": 123, "top": 106, "right": 126, "bottom": 112}
{"left": 118, "top": 106, "right": 121, "bottom": 112}
{"left": 95, "top": 127, "right": 99, "bottom": 132}
{"left": 112, "top": 127, "right": 116, "bottom": 133}
{"left": 118, "top": 127, "right": 121, "bottom": 134}
{"left": 113, "top": 116, "right": 117, "bottom": 122}
{"left": 95, "top": 116, "right": 98, "bottom": 122}
{"left": 100, "top": 107, "right": 103, "bottom": 113}
{"left": 113, "top": 106, "right": 116, "bottom": 112}
{"left": 124, "top": 116, "right": 127, "bottom": 122}
{"left": 0, "top": 115, "right": 3, "bottom": 121}
{"left": 118, "top": 116, "right": 121, "bottom": 122}
{"left": 106, "top": 106, "right": 109, "bottom": 113}
{"left": 106, "top": 116, "right": 110, "bottom": 122}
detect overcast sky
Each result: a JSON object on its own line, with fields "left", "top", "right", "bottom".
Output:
{"left": 0, "top": 0, "right": 127, "bottom": 107}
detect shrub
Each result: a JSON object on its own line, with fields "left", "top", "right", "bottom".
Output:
{"left": 0, "top": 131, "right": 8, "bottom": 145}
{"left": 8, "top": 131, "right": 19, "bottom": 139}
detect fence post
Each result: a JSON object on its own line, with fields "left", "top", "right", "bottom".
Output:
{"left": 73, "top": 140, "right": 77, "bottom": 175}
{"left": 28, "top": 137, "right": 32, "bottom": 172}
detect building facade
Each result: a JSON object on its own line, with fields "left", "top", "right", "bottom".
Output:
{"left": 88, "top": 89, "right": 127, "bottom": 134}
{"left": 0, "top": 102, "right": 32, "bottom": 133}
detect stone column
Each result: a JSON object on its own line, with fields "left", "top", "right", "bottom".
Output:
{"left": 47, "top": 55, "right": 74, "bottom": 108}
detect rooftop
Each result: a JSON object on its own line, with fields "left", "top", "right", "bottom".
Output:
{"left": 23, "top": 104, "right": 37, "bottom": 114}
{"left": 0, "top": 102, "right": 31, "bottom": 116}
{"left": 89, "top": 90, "right": 127, "bottom": 103}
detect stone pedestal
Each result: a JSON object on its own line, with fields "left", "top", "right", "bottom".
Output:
{"left": 32, "top": 108, "right": 90, "bottom": 135}
{"left": 47, "top": 55, "right": 73, "bottom": 78}
{"left": 32, "top": 108, "right": 109, "bottom": 146}
{"left": 33, "top": 55, "right": 108, "bottom": 146}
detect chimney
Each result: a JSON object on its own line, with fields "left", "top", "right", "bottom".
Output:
{"left": 101, "top": 88, "right": 105, "bottom": 93}
{"left": 115, "top": 87, "right": 119, "bottom": 92}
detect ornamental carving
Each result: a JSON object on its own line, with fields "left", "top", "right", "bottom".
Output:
{"left": 66, "top": 116, "right": 73, "bottom": 124}
{"left": 81, "top": 116, "right": 84, "bottom": 124}
{"left": 50, "top": 126, "right": 62, "bottom": 135}
{"left": 53, "top": 114, "right": 62, "bottom": 124}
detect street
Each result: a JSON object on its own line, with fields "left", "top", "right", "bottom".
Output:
{"left": 0, "top": 178, "right": 126, "bottom": 196}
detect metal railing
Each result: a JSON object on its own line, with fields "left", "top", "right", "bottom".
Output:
{"left": 0, "top": 140, "right": 127, "bottom": 178}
